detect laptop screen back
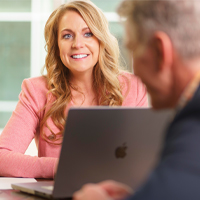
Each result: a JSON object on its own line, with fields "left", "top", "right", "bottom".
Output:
{"left": 53, "top": 107, "right": 172, "bottom": 199}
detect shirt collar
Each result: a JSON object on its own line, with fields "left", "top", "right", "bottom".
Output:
{"left": 176, "top": 71, "right": 200, "bottom": 112}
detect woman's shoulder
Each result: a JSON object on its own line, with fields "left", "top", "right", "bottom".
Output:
{"left": 118, "top": 71, "right": 148, "bottom": 107}
{"left": 23, "top": 75, "right": 47, "bottom": 86}
{"left": 118, "top": 70, "right": 137, "bottom": 79}
{"left": 20, "top": 76, "right": 49, "bottom": 103}
{"left": 22, "top": 76, "right": 48, "bottom": 92}
{"left": 118, "top": 71, "right": 141, "bottom": 88}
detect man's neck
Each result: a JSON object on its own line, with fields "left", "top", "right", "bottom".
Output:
{"left": 173, "top": 57, "right": 200, "bottom": 110}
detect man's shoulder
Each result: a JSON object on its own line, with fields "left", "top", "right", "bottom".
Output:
{"left": 164, "top": 85, "right": 200, "bottom": 153}
{"left": 175, "top": 85, "right": 200, "bottom": 121}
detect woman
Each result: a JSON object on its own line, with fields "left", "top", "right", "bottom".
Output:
{"left": 0, "top": 0, "right": 148, "bottom": 178}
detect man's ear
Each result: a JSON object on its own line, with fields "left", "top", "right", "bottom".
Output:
{"left": 152, "top": 31, "right": 173, "bottom": 72}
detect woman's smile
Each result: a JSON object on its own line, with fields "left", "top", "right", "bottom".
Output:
{"left": 58, "top": 10, "right": 99, "bottom": 75}
{"left": 70, "top": 54, "right": 90, "bottom": 59}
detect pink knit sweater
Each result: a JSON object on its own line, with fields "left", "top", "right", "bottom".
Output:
{"left": 0, "top": 73, "right": 148, "bottom": 178}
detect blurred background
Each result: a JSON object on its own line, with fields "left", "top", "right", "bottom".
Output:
{"left": 0, "top": 0, "right": 132, "bottom": 154}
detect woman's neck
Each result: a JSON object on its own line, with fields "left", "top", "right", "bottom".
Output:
{"left": 69, "top": 72, "right": 94, "bottom": 93}
{"left": 68, "top": 72, "right": 98, "bottom": 106}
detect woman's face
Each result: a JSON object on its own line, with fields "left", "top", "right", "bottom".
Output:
{"left": 58, "top": 10, "right": 100, "bottom": 76}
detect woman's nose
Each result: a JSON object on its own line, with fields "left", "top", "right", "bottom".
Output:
{"left": 72, "top": 35, "right": 84, "bottom": 49}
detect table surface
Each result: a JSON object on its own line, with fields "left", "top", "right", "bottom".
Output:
{"left": 0, "top": 189, "right": 47, "bottom": 200}
{"left": 0, "top": 178, "right": 60, "bottom": 200}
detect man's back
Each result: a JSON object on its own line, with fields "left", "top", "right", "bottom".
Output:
{"left": 128, "top": 86, "right": 200, "bottom": 200}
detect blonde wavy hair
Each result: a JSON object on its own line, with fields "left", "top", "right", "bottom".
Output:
{"left": 41, "top": 0, "right": 127, "bottom": 144}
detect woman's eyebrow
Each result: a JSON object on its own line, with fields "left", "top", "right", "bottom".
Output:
{"left": 82, "top": 27, "right": 90, "bottom": 31}
{"left": 61, "top": 28, "right": 73, "bottom": 33}
{"left": 61, "top": 27, "right": 90, "bottom": 33}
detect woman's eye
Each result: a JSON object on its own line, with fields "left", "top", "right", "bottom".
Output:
{"left": 84, "top": 32, "right": 93, "bottom": 37}
{"left": 63, "top": 34, "right": 72, "bottom": 39}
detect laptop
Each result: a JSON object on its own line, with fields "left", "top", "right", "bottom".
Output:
{"left": 12, "top": 107, "right": 173, "bottom": 199}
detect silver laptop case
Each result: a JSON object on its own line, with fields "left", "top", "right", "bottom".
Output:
{"left": 53, "top": 107, "right": 172, "bottom": 198}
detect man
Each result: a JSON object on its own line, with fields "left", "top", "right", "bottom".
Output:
{"left": 73, "top": 0, "right": 200, "bottom": 199}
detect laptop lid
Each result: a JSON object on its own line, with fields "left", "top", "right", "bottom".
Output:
{"left": 52, "top": 107, "right": 172, "bottom": 198}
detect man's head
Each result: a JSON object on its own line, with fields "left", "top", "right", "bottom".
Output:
{"left": 117, "top": 0, "right": 200, "bottom": 109}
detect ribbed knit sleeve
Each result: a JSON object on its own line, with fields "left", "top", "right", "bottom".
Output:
{"left": 0, "top": 76, "right": 58, "bottom": 178}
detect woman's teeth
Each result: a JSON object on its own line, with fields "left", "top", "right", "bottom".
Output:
{"left": 72, "top": 54, "right": 88, "bottom": 59}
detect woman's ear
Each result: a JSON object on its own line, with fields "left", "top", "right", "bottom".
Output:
{"left": 151, "top": 31, "right": 173, "bottom": 73}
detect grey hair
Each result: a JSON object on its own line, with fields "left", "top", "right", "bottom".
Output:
{"left": 117, "top": 0, "right": 200, "bottom": 59}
